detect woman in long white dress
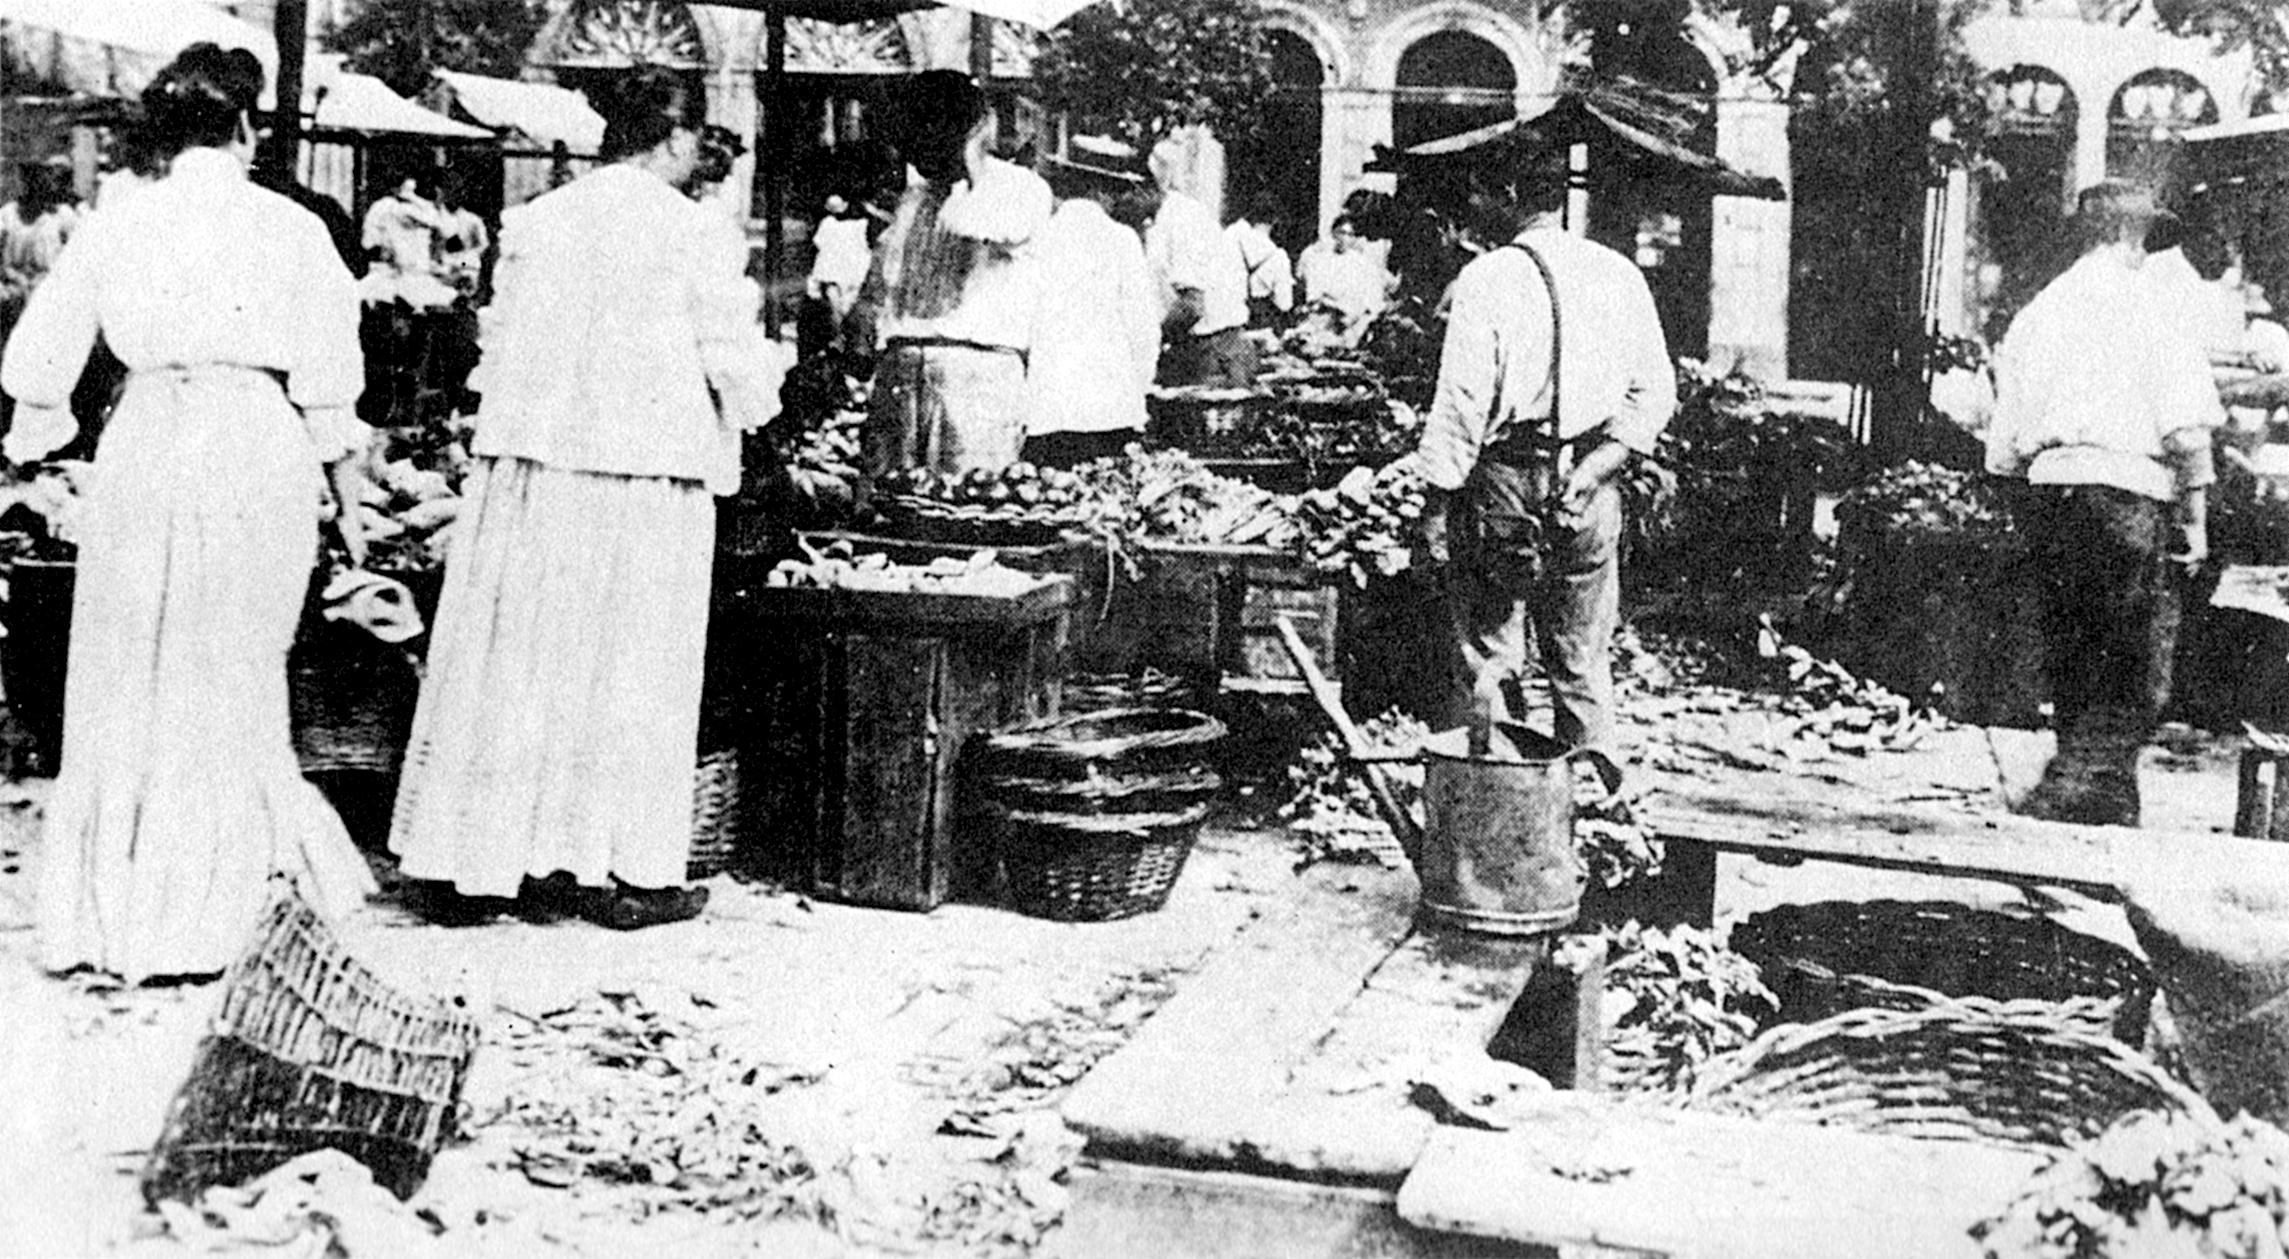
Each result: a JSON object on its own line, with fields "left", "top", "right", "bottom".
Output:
{"left": 0, "top": 44, "right": 376, "bottom": 983}
{"left": 387, "top": 68, "right": 779, "bottom": 931}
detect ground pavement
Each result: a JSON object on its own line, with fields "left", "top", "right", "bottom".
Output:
{"left": 0, "top": 715, "right": 2246, "bottom": 1258}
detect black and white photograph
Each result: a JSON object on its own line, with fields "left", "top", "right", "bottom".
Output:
{"left": 6, "top": 1, "right": 2289, "bottom": 1255}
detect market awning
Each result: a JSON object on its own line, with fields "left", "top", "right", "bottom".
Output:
{"left": 314, "top": 73, "right": 495, "bottom": 139}
{"left": 0, "top": 0, "right": 277, "bottom": 102}
{"left": 1367, "top": 92, "right": 1786, "bottom": 202}
{"left": 433, "top": 69, "right": 604, "bottom": 153}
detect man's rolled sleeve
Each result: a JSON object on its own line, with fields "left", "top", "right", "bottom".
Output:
{"left": 1415, "top": 272, "right": 1500, "bottom": 492}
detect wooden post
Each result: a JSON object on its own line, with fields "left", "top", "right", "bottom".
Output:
{"left": 970, "top": 13, "right": 993, "bottom": 84}
{"left": 260, "top": 0, "right": 308, "bottom": 191}
{"left": 1868, "top": 0, "right": 1937, "bottom": 462}
{"left": 761, "top": 8, "right": 787, "bottom": 339}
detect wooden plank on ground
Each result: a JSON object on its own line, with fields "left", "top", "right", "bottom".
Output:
{"left": 1062, "top": 864, "right": 1547, "bottom": 1185}
{"left": 1397, "top": 1096, "right": 2044, "bottom": 1259}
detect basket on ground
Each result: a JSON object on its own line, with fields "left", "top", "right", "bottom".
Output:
{"left": 970, "top": 706, "right": 1226, "bottom": 921}
{"left": 1683, "top": 994, "right": 2214, "bottom": 1151}
{"left": 686, "top": 748, "right": 743, "bottom": 879}
{"left": 1728, "top": 899, "right": 2156, "bottom": 1043}
{"left": 996, "top": 802, "right": 1213, "bottom": 921}
{"left": 141, "top": 890, "right": 483, "bottom": 1204}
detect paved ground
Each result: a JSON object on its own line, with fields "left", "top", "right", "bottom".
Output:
{"left": 0, "top": 708, "right": 2248, "bottom": 1257}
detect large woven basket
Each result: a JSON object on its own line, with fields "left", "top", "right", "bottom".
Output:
{"left": 1729, "top": 899, "right": 2157, "bottom": 1044}
{"left": 686, "top": 748, "right": 743, "bottom": 880}
{"left": 996, "top": 802, "right": 1212, "bottom": 922}
{"left": 142, "top": 890, "right": 484, "bottom": 1203}
{"left": 971, "top": 706, "right": 1227, "bottom": 776}
{"left": 1683, "top": 995, "right": 2215, "bottom": 1151}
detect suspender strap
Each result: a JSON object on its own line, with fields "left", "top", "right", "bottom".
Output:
{"left": 1476, "top": 240, "right": 1564, "bottom": 468}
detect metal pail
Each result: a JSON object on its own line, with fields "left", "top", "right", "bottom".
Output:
{"left": 1417, "top": 723, "right": 1604, "bottom": 936}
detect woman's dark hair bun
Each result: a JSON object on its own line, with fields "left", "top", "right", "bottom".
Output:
{"left": 596, "top": 67, "right": 694, "bottom": 162}
{"left": 143, "top": 42, "right": 266, "bottom": 156}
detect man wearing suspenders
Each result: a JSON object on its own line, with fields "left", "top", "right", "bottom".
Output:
{"left": 1413, "top": 145, "right": 1676, "bottom": 768}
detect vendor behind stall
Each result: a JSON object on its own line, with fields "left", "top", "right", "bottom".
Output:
{"left": 1144, "top": 136, "right": 1254, "bottom": 388}
{"left": 851, "top": 70, "right": 1052, "bottom": 478}
{"left": 1023, "top": 136, "right": 1158, "bottom": 469}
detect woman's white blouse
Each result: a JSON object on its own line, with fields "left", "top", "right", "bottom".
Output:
{"left": 467, "top": 163, "right": 776, "bottom": 494}
{"left": 0, "top": 148, "right": 367, "bottom": 460}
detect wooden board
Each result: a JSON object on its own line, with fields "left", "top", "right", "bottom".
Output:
{"left": 1396, "top": 1097, "right": 2045, "bottom": 1259}
{"left": 1641, "top": 776, "right": 2289, "bottom": 909}
{"left": 748, "top": 573, "right": 1074, "bottom": 631}
{"left": 1061, "top": 863, "right": 1560, "bottom": 1186}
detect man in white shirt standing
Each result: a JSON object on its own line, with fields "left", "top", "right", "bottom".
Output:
{"left": 1414, "top": 146, "right": 1674, "bottom": 766}
{"left": 1224, "top": 191, "right": 1294, "bottom": 328}
{"left": 1143, "top": 137, "right": 1254, "bottom": 388}
{"left": 1023, "top": 136, "right": 1160, "bottom": 468}
{"left": 1988, "top": 179, "right": 2223, "bottom": 827}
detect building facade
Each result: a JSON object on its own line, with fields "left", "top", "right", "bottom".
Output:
{"left": 501, "top": 0, "right": 2260, "bottom": 382}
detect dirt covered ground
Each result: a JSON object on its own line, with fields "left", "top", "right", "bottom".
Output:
{"left": 0, "top": 631, "right": 2248, "bottom": 1257}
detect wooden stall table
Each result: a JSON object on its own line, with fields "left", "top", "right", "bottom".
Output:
{"left": 733, "top": 570, "right": 1072, "bottom": 911}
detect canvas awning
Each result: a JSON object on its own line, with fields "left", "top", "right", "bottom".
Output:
{"left": 0, "top": 0, "right": 277, "bottom": 102}
{"left": 1369, "top": 92, "right": 1785, "bottom": 202}
{"left": 433, "top": 69, "right": 604, "bottom": 153}
{"left": 314, "top": 72, "right": 494, "bottom": 140}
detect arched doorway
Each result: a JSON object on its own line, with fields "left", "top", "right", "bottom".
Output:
{"left": 541, "top": 0, "right": 709, "bottom": 112}
{"left": 1227, "top": 29, "right": 1323, "bottom": 256}
{"left": 1976, "top": 64, "right": 2079, "bottom": 339}
{"left": 1391, "top": 30, "right": 1515, "bottom": 151}
{"left": 771, "top": 16, "right": 914, "bottom": 222}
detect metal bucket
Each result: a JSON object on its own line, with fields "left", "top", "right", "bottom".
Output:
{"left": 1417, "top": 722, "right": 1610, "bottom": 936}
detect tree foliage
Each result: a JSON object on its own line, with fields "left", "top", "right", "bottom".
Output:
{"left": 325, "top": 0, "right": 548, "bottom": 99}
{"left": 2115, "top": 0, "right": 2289, "bottom": 94}
{"left": 1029, "top": 0, "right": 1278, "bottom": 148}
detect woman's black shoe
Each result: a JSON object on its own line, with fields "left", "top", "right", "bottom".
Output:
{"left": 409, "top": 879, "right": 511, "bottom": 927}
{"left": 581, "top": 881, "right": 709, "bottom": 931}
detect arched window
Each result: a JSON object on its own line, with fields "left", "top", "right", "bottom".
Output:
{"left": 1392, "top": 31, "right": 1514, "bottom": 151}
{"left": 2107, "top": 68, "right": 2216, "bottom": 183}
{"left": 1976, "top": 66, "right": 2080, "bottom": 335}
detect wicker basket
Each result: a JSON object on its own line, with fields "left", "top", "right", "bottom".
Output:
{"left": 971, "top": 706, "right": 1227, "bottom": 776}
{"left": 1062, "top": 669, "right": 1199, "bottom": 715}
{"left": 142, "top": 891, "right": 484, "bottom": 1203}
{"left": 982, "top": 764, "right": 1223, "bottom": 817}
{"left": 1683, "top": 995, "right": 2215, "bottom": 1151}
{"left": 996, "top": 802, "right": 1212, "bottom": 922}
{"left": 686, "top": 748, "right": 743, "bottom": 880}
{"left": 1729, "top": 899, "right": 2157, "bottom": 1043}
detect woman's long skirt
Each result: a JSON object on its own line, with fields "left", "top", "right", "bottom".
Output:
{"left": 35, "top": 369, "right": 375, "bottom": 983}
{"left": 388, "top": 456, "right": 714, "bottom": 897}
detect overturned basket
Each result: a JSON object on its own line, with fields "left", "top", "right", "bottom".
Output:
{"left": 1683, "top": 995, "right": 2214, "bottom": 1152}
{"left": 142, "top": 890, "right": 483, "bottom": 1203}
{"left": 1729, "top": 899, "right": 2157, "bottom": 1044}
{"left": 971, "top": 707, "right": 1226, "bottom": 921}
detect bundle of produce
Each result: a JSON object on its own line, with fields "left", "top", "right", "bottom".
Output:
{"left": 870, "top": 462, "right": 1094, "bottom": 545}
{"left": 764, "top": 537, "right": 1044, "bottom": 598}
{"left": 1068, "top": 447, "right": 1296, "bottom": 552}
{"left": 1249, "top": 386, "right": 1421, "bottom": 477}
{"left": 1289, "top": 460, "right": 1426, "bottom": 587}
{"left": 1972, "top": 1109, "right": 2289, "bottom": 1259}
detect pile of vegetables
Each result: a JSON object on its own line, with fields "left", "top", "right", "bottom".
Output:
{"left": 1280, "top": 706, "right": 1428, "bottom": 871}
{"left": 1601, "top": 922, "right": 1776, "bottom": 1096}
{"left": 1973, "top": 1110, "right": 2289, "bottom": 1259}
{"left": 1833, "top": 459, "right": 2014, "bottom": 547}
{"left": 1289, "top": 461, "right": 1426, "bottom": 587}
{"left": 765, "top": 538, "right": 1042, "bottom": 597}
{"left": 1067, "top": 447, "right": 1297, "bottom": 553}
{"left": 351, "top": 434, "right": 469, "bottom": 574}
{"left": 778, "top": 408, "right": 865, "bottom": 527}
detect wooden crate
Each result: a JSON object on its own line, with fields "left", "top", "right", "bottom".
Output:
{"left": 736, "top": 574, "right": 1072, "bottom": 911}
{"left": 1226, "top": 554, "right": 1340, "bottom": 693}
